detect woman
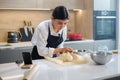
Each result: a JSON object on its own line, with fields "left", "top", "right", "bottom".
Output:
{"left": 31, "top": 6, "right": 73, "bottom": 60}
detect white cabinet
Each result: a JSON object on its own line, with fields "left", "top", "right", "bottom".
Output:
{"left": 94, "top": 0, "right": 116, "bottom": 11}
{"left": 0, "top": 0, "right": 36, "bottom": 8}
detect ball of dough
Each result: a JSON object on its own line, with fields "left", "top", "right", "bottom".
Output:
{"left": 58, "top": 52, "right": 73, "bottom": 62}
{"left": 71, "top": 54, "right": 88, "bottom": 64}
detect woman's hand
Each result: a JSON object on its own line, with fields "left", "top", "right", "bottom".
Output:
{"left": 61, "top": 47, "right": 73, "bottom": 53}
{"left": 54, "top": 47, "right": 73, "bottom": 54}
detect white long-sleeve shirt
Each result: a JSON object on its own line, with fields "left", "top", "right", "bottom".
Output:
{"left": 31, "top": 20, "right": 67, "bottom": 57}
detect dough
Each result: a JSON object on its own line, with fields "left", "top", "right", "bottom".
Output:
{"left": 58, "top": 52, "right": 88, "bottom": 64}
{"left": 58, "top": 52, "right": 73, "bottom": 62}
{"left": 71, "top": 53, "right": 88, "bottom": 64}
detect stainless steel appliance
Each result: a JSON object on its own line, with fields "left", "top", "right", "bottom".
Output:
{"left": 90, "top": 51, "right": 112, "bottom": 65}
{"left": 94, "top": 11, "right": 116, "bottom": 40}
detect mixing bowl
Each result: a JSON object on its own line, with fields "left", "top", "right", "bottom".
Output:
{"left": 90, "top": 51, "right": 113, "bottom": 65}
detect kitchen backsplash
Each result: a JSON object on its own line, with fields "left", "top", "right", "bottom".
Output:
{"left": 0, "top": 1, "right": 93, "bottom": 42}
{"left": 0, "top": 10, "right": 76, "bottom": 42}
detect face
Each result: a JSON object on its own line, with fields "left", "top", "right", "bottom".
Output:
{"left": 52, "top": 18, "right": 69, "bottom": 32}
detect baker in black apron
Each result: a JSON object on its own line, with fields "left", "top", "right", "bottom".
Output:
{"left": 31, "top": 26, "right": 63, "bottom": 59}
{"left": 31, "top": 6, "right": 73, "bottom": 60}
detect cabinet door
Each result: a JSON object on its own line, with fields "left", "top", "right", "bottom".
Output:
{"left": 37, "top": 0, "right": 60, "bottom": 9}
{"left": 61, "top": 0, "right": 84, "bottom": 9}
{"left": 94, "top": 0, "right": 116, "bottom": 10}
{"left": 0, "top": 47, "right": 33, "bottom": 64}
{"left": 0, "top": 0, "right": 36, "bottom": 8}
{"left": 0, "top": 49, "right": 20, "bottom": 63}
{"left": 0, "top": 0, "right": 84, "bottom": 9}
{"left": 37, "top": 0, "right": 84, "bottom": 9}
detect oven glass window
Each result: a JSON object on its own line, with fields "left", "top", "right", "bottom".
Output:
{"left": 94, "top": 11, "right": 116, "bottom": 40}
{"left": 97, "top": 19, "right": 115, "bottom": 35}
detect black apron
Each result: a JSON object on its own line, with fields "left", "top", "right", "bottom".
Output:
{"left": 31, "top": 26, "right": 63, "bottom": 60}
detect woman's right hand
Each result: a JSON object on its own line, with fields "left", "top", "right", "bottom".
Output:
{"left": 54, "top": 47, "right": 73, "bottom": 54}
{"left": 61, "top": 47, "right": 73, "bottom": 53}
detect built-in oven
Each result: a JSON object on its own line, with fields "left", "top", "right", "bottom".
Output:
{"left": 94, "top": 11, "right": 116, "bottom": 40}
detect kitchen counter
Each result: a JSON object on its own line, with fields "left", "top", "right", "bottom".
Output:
{"left": 0, "top": 40, "right": 116, "bottom": 64}
{"left": 64, "top": 39, "right": 94, "bottom": 44}
{"left": 0, "top": 40, "right": 94, "bottom": 63}
{"left": 0, "top": 42, "right": 33, "bottom": 50}
{"left": 0, "top": 39, "right": 116, "bottom": 51}
{"left": 0, "top": 54, "right": 120, "bottom": 80}
{"left": 0, "top": 42, "right": 33, "bottom": 63}
{"left": 0, "top": 40, "right": 94, "bottom": 50}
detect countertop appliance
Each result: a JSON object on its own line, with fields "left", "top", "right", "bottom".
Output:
{"left": 68, "top": 33, "right": 82, "bottom": 41}
{"left": 7, "top": 32, "right": 20, "bottom": 43}
{"left": 94, "top": 11, "right": 116, "bottom": 40}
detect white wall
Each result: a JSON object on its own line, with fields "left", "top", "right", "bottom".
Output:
{"left": 94, "top": 0, "right": 116, "bottom": 11}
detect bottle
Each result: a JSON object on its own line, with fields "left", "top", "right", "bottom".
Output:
{"left": 66, "top": 29, "right": 71, "bottom": 41}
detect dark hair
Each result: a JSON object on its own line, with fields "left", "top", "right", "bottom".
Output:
{"left": 52, "top": 6, "right": 70, "bottom": 20}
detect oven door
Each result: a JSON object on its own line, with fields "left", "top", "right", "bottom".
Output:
{"left": 94, "top": 16, "right": 116, "bottom": 40}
